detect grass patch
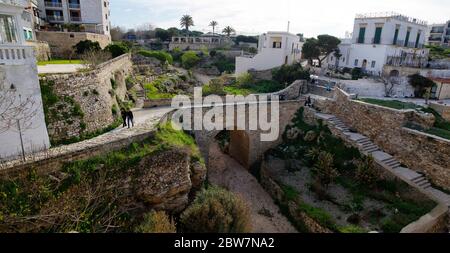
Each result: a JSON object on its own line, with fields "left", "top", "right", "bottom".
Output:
{"left": 144, "top": 83, "right": 175, "bottom": 99}
{"left": 298, "top": 203, "right": 338, "bottom": 231}
{"left": 37, "top": 59, "right": 83, "bottom": 66}
{"left": 358, "top": 98, "right": 421, "bottom": 110}
{"left": 281, "top": 184, "right": 300, "bottom": 202}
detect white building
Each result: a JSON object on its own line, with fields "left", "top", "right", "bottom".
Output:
{"left": 169, "top": 34, "right": 233, "bottom": 51}
{"left": 235, "top": 31, "right": 303, "bottom": 75}
{"left": 37, "top": 0, "right": 111, "bottom": 35}
{"left": 326, "top": 12, "right": 429, "bottom": 75}
{"left": 0, "top": 0, "right": 50, "bottom": 161}
{"left": 426, "top": 21, "right": 450, "bottom": 47}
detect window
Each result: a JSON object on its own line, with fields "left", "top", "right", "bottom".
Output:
{"left": 104, "top": 1, "right": 107, "bottom": 7}
{"left": 272, "top": 41, "right": 281, "bottom": 48}
{"left": 354, "top": 59, "right": 359, "bottom": 66}
{"left": 415, "top": 32, "right": 421, "bottom": 48}
{"left": 358, "top": 27, "right": 366, "bottom": 43}
{"left": 23, "top": 29, "right": 33, "bottom": 40}
{"left": 393, "top": 27, "right": 399, "bottom": 45}
{"left": 0, "top": 15, "right": 18, "bottom": 43}
{"left": 105, "top": 14, "right": 108, "bottom": 20}
{"left": 371, "top": 61, "right": 376, "bottom": 68}
{"left": 342, "top": 57, "right": 345, "bottom": 62}
{"left": 404, "top": 29, "right": 411, "bottom": 47}
{"left": 374, "top": 27, "right": 382, "bottom": 44}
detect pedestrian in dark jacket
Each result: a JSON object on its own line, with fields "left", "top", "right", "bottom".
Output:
{"left": 121, "top": 108, "right": 127, "bottom": 128}
{"left": 126, "top": 110, "right": 134, "bottom": 128}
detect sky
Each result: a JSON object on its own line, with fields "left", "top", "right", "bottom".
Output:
{"left": 111, "top": 0, "right": 450, "bottom": 38}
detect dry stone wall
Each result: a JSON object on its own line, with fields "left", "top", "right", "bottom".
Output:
{"left": 41, "top": 54, "right": 133, "bottom": 143}
{"left": 321, "top": 89, "right": 450, "bottom": 190}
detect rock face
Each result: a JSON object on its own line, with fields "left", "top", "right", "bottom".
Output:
{"left": 135, "top": 150, "right": 193, "bottom": 212}
{"left": 321, "top": 89, "right": 450, "bottom": 191}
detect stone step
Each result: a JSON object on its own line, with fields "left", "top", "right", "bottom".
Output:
{"left": 385, "top": 160, "right": 401, "bottom": 167}
{"left": 364, "top": 147, "right": 379, "bottom": 153}
{"left": 357, "top": 139, "right": 372, "bottom": 144}
{"left": 413, "top": 177, "right": 427, "bottom": 185}
{"left": 362, "top": 144, "right": 378, "bottom": 150}
{"left": 421, "top": 183, "right": 432, "bottom": 189}
{"left": 381, "top": 157, "right": 396, "bottom": 163}
{"left": 417, "top": 180, "right": 431, "bottom": 188}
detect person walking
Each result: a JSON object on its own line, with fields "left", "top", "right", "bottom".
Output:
{"left": 126, "top": 109, "right": 134, "bottom": 129}
{"left": 121, "top": 108, "right": 127, "bottom": 128}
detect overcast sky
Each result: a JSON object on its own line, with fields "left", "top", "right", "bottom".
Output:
{"left": 111, "top": 0, "right": 449, "bottom": 37}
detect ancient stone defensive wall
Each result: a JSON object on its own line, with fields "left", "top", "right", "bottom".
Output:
{"left": 40, "top": 54, "right": 133, "bottom": 143}
{"left": 318, "top": 88, "right": 450, "bottom": 191}
{"left": 36, "top": 31, "right": 111, "bottom": 58}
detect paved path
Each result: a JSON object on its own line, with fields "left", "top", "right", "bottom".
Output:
{"left": 314, "top": 111, "right": 450, "bottom": 207}
{"left": 38, "top": 64, "right": 84, "bottom": 74}
{"left": 208, "top": 143, "right": 297, "bottom": 233}
{"left": 1, "top": 107, "right": 173, "bottom": 170}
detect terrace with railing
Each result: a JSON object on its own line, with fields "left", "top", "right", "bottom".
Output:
{"left": 44, "top": 1, "right": 62, "bottom": 8}
{"left": 355, "top": 12, "right": 428, "bottom": 26}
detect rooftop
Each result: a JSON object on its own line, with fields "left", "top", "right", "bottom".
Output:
{"left": 355, "top": 12, "right": 428, "bottom": 26}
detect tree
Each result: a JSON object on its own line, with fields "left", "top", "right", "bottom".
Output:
{"left": 312, "top": 151, "right": 339, "bottom": 189}
{"left": 104, "top": 42, "right": 130, "bottom": 58}
{"left": 222, "top": 26, "right": 235, "bottom": 37}
{"left": 355, "top": 156, "right": 379, "bottom": 188}
{"left": 110, "top": 26, "right": 126, "bottom": 41}
{"left": 155, "top": 28, "right": 171, "bottom": 42}
{"left": 302, "top": 38, "right": 321, "bottom": 65}
{"left": 408, "top": 74, "right": 435, "bottom": 98}
{"left": 302, "top": 35, "right": 340, "bottom": 67}
{"left": 209, "top": 20, "right": 218, "bottom": 35}
{"left": 180, "top": 15, "right": 194, "bottom": 34}
{"left": 333, "top": 48, "right": 342, "bottom": 69}
{"left": 181, "top": 51, "right": 200, "bottom": 69}
{"left": 272, "top": 63, "right": 310, "bottom": 85}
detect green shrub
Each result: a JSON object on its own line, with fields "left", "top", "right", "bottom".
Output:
{"left": 180, "top": 186, "right": 251, "bottom": 233}
{"left": 312, "top": 151, "right": 339, "bottom": 189}
{"left": 339, "top": 225, "right": 367, "bottom": 233}
{"left": 134, "top": 211, "right": 176, "bottom": 233}
{"left": 272, "top": 63, "right": 310, "bottom": 84}
{"left": 298, "top": 203, "right": 337, "bottom": 230}
{"left": 236, "top": 72, "right": 253, "bottom": 88}
{"left": 138, "top": 50, "right": 173, "bottom": 64}
{"left": 281, "top": 184, "right": 299, "bottom": 202}
{"left": 355, "top": 156, "right": 379, "bottom": 188}
{"left": 181, "top": 51, "right": 201, "bottom": 69}
{"left": 73, "top": 40, "right": 101, "bottom": 55}
{"left": 105, "top": 43, "right": 130, "bottom": 58}
{"left": 351, "top": 67, "right": 363, "bottom": 80}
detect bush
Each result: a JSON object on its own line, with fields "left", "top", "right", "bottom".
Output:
{"left": 355, "top": 156, "right": 379, "bottom": 188}
{"left": 236, "top": 73, "right": 253, "bottom": 88}
{"left": 351, "top": 67, "right": 363, "bottom": 80}
{"left": 180, "top": 186, "right": 251, "bottom": 233}
{"left": 272, "top": 63, "right": 310, "bottom": 84}
{"left": 105, "top": 43, "right": 130, "bottom": 58}
{"left": 74, "top": 40, "right": 101, "bottom": 55}
{"left": 138, "top": 50, "right": 173, "bottom": 64}
{"left": 207, "top": 78, "right": 226, "bottom": 95}
{"left": 408, "top": 74, "right": 435, "bottom": 98}
{"left": 312, "top": 151, "right": 339, "bottom": 189}
{"left": 181, "top": 51, "right": 201, "bottom": 69}
{"left": 134, "top": 211, "right": 176, "bottom": 233}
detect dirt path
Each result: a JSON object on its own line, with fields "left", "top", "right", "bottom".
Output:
{"left": 208, "top": 143, "right": 297, "bottom": 233}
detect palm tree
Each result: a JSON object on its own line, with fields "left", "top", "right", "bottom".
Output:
{"left": 222, "top": 26, "right": 235, "bottom": 37}
{"left": 180, "top": 15, "right": 194, "bottom": 35}
{"left": 209, "top": 21, "right": 218, "bottom": 35}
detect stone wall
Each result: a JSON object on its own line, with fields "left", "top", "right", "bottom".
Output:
{"left": 26, "top": 40, "right": 51, "bottom": 61}
{"left": 41, "top": 54, "right": 133, "bottom": 143}
{"left": 400, "top": 204, "right": 448, "bottom": 233}
{"left": 322, "top": 89, "right": 450, "bottom": 191}
{"left": 36, "top": 31, "right": 111, "bottom": 58}
{"left": 143, "top": 98, "right": 173, "bottom": 108}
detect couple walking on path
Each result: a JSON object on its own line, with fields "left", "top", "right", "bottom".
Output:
{"left": 121, "top": 108, "right": 134, "bottom": 129}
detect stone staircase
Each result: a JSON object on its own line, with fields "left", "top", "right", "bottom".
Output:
{"left": 315, "top": 112, "right": 450, "bottom": 206}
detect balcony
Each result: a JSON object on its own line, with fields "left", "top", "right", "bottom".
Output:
{"left": 70, "top": 16, "right": 82, "bottom": 22}
{"left": 47, "top": 15, "right": 64, "bottom": 22}
{"left": 44, "top": 1, "right": 62, "bottom": 8}
{"left": 0, "top": 45, "right": 34, "bottom": 66}
{"left": 68, "top": 3, "right": 80, "bottom": 9}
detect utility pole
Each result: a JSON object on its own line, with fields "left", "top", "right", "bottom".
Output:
{"left": 287, "top": 21, "right": 290, "bottom": 33}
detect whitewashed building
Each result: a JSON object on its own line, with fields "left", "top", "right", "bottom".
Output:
{"left": 37, "top": 0, "right": 111, "bottom": 35}
{"left": 0, "top": 0, "right": 50, "bottom": 161}
{"left": 326, "top": 13, "right": 429, "bottom": 75}
{"left": 235, "top": 31, "right": 303, "bottom": 75}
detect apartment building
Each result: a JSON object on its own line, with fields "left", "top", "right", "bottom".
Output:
{"left": 0, "top": 0, "right": 51, "bottom": 160}
{"left": 235, "top": 31, "right": 303, "bottom": 75}
{"left": 427, "top": 21, "right": 450, "bottom": 47}
{"left": 37, "top": 0, "right": 111, "bottom": 35}
{"left": 327, "top": 12, "right": 429, "bottom": 75}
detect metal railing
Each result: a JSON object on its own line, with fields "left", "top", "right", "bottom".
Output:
{"left": 355, "top": 12, "right": 427, "bottom": 26}
{"left": 70, "top": 16, "right": 81, "bottom": 22}
{"left": 44, "top": 1, "right": 62, "bottom": 8}
{"left": 386, "top": 55, "right": 428, "bottom": 68}
{"left": 0, "top": 45, "right": 34, "bottom": 65}
{"left": 47, "top": 15, "right": 64, "bottom": 22}
{"left": 68, "top": 3, "right": 80, "bottom": 9}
